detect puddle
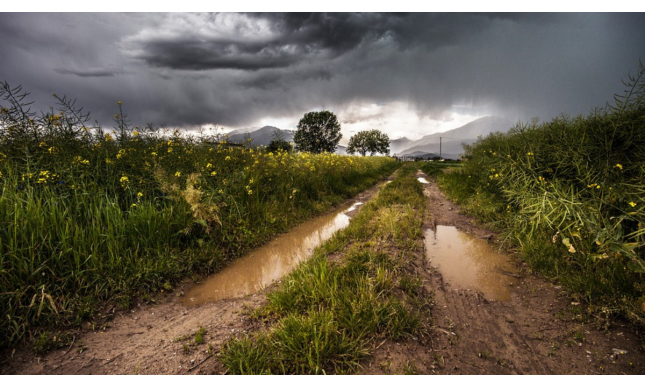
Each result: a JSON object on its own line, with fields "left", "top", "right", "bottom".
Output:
{"left": 417, "top": 177, "right": 430, "bottom": 184}
{"left": 424, "top": 226, "right": 517, "bottom": 301}
{"left": 345, "top": 201, "right": 363, "bottom": 212}
{"left": 183, "top": 202, "right": 362, "bottom": 306}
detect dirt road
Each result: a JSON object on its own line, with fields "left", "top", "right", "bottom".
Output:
{"left": 0, "top": 181, "right": 386, "bottom": 375}
{"left": 361, "top": 170, "right": 644, "bottom": 374}
{"left": 2, "top": 172, "right": 643, "bottom": 375}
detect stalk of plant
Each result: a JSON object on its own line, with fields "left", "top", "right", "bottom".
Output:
{"left": 0, "top": 82, "right": 400, "bottom": 348}
{"left": 220, "top": 164, "right": 431, "bottom": 374}
{"left": 435, "top": 62, "right": 645, "bottom": 327}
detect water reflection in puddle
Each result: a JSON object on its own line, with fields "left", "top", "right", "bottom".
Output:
{"left": 183, "top": 202, "right": 362, "bottom": 306}
{"left": 417, "top": 177, "right": 430, "bottom": 184}
{"left": 424, "top": 226, "right": 517, "bottom": 301}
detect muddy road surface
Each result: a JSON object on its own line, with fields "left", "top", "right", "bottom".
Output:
{"left": 2, "top": 171, "right": 644, "bottom": 375}
{"left": 360, "top": 170, "right": 644, "bottom": 374}
{"left": 0, "top": 180, "right": 387, "bottom": 375}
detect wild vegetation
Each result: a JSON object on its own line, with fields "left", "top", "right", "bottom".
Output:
{"left": 220, "top": 164, "right": 430, "bottom": 374}
{"left": 435, "top": 63, "right": 645, "bottom": 327}
{"left": 347, "top": 129, "right": 390, "bottom": 156}
{"left": 0, "top": 82, "right": 399, "bottom": 349}
{"left": 293, "top": 110, "right": 343, "bottom": 153}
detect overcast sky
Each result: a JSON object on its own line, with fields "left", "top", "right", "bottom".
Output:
{"left": 1, "top": 12, "right": 644, "bottom": 141}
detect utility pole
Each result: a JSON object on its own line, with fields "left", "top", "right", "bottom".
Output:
{"left": 440, "top": 137, "right": 442, "bottom": 159}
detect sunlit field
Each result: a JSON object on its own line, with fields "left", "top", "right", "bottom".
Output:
{"left": 0, "top": 83, "right": 399, "bottom": 348}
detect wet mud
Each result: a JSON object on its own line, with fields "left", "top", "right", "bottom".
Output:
{"left": 360, "top": 170, "right": 645, "bottom": 375}
{"left": 425, "top": 225, "right": 518, "bottom": 301}
{"left": 184, "top": 202, "right": 361, "bottom": 305}
{"left": 0, "top": 178, "right": 386, "bottom": 375}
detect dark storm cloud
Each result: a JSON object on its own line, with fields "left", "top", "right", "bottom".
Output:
{"left": 125, "top": 13, "right": 540, "bottom": 72}
{"left": 55, "top": 67, "right": 125, "bottom": 77}
{"left": 1, "top": 12, "right": 645, "bottom": 134}
{"left": 124, "top": 13, "right": 404, "bottom": 71}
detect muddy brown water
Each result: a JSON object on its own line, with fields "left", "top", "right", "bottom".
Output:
{"left": 424, "top": 225, "right": 518, "bottom": 301}
{"left": 183, "top": 202, "right": 363, "bottom": 306}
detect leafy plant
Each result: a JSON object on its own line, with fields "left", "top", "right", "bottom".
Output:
{"left": 347, "top": 129, "right": 390, "bottom": 156}
{"left": 293, "top": 110, "right": 342, "bottom": 154}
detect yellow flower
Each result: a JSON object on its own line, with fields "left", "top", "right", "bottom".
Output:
{"left": 218, "top": 189, "right": 224, "bottom": 194}
{"left": 210, "top": 171, "right": 217, "bottom": 176}
{"left": 615, "top": 163, "right": 623, "bottom": 170}
{"left": 132, "top": 130, "right": 139, "bottom": 136}
{"left": 117, "top": 101, "right": 122, "bottom": 105}
{"left": 225, "top": 156, "right": 231, "bottom": 161}
{"left": 175, "top": 171, "right": 181, "bottom": 177}
{"left": 137, "top": 192, "right": 143, "bottom": 198}
{"left": 629, "top": 202, "right": 637, "bottom": 207}
{"left": 527, "top": 152, "right": 534, "bottom": 156}
{"left": 131, "top": 203, "right": 137, "bottom": 208}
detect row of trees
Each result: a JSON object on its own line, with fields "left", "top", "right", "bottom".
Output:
{"left": 282, "top": 110, "right": 389, "bottom": 156}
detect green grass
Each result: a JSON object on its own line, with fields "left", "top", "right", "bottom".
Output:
{"left": 0, "top": 82, "right": 400, "bottom": 348}
{"left": 436, "top": 62, "right": 645, "bottom": 327}
{"left": 220, "top": 164, "right": 431, "bottom": 374}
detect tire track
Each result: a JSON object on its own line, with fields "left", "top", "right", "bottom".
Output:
{"left": 418, "top": 170, "right": 644, "bottom": 375}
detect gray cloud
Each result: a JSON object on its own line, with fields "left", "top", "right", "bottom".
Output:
{"left": 55, "top": 67, "right": 125, "bottom": 77}
{"left": 1, "top": 12, "right": 644, "bottom": 135}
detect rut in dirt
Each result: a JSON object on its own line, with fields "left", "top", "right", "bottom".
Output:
{"left": 415, "top": 169, "right": 644, "bottom": 375}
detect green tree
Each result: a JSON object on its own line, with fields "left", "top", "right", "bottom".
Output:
{"left": 293, "top": 111, "right": 342, "bottom": 153}
{"left": 267, "top": 129, "right": 293, "bottom": 153}
{"left": 347, "top": 129, "right": 390, "bottom": 156}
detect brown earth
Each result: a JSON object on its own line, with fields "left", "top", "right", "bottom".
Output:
{"left": 0, "top": 179, "right": 389, "bottom": 375}
{"left": 360, "top": 170, "right": 645, "bottom": 375}
{"left": 2, "top": 171, "right": 644, "bottom": 375}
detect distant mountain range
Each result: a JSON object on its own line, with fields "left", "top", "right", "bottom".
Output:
{"left": 226, "top": 126, "right": 295, "bottom": 146}
{"left": 225, "top": 116, "right": 512, "bottom": 159}
{"left": 395, "top": 116, "right": 513, "bottom": 159}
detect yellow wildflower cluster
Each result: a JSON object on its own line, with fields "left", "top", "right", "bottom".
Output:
{"left": 120, "top": 175, "right": 130, "bottom": 188}
{"left": 73, "top": 155, "right": 90, "bottom": 165}
{"left": 36, "top": 170, "right": 50, "bottom": 184}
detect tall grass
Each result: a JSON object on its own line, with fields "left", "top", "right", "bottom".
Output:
{"left": 0, "top": 82, "right": 399, "bottom": 348}
{"left": 221, "top": 164, "right": 430, "bottom": 374}
{"left": 437, "top": 62, "right": 645, "bottom": 325}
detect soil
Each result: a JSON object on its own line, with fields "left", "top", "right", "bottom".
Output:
{"left": 0, "top": 179, "right": 389, "bottom": 375}
{"left": 360, "top": 170, "right": 645, "bottom": 375}
{"left": 2, "top": 171, "right": 644, "bottom": 375}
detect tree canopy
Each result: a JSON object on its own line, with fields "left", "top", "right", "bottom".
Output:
{"left": 267, "top": 130, "right": 293, "bottom": 153}
{"left": 347, "top": 129, "right": 390, "bottom": 156}
{"left": 293, "top": 111, "right": 342, "bottom": 153}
